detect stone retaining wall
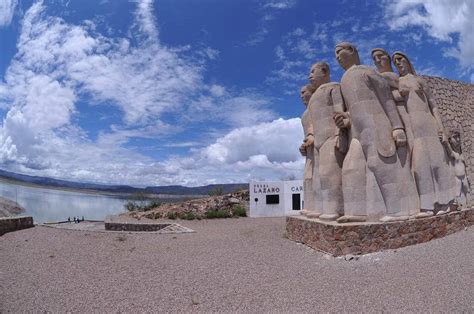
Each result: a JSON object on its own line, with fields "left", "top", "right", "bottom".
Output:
{"left": 286, "top": 208, "right": 474, "bottom": 256}
{"left": 105, "top": 221, "right": 171, "bottom": 232}
{"left": 424, "top": 76, "right": 473, "bottom": 192}
{"left": 0, "top": 216, "right": 34, "bottom": 236}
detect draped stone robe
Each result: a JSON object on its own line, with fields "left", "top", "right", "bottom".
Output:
{"left": 399, "top": 73, "right": 456, "bottom": 210}
{"left": 308, "top": 82, "right": 346, "bottom": 218}
{"left": 301, "top": 109, "right": 322, "bottom": 213}
{"left": 340, "top": 65, "right": 419, "bottom": 220}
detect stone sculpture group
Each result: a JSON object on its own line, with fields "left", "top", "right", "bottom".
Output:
{"left": 299, "top": 42, "right": 471, "bottom": 223}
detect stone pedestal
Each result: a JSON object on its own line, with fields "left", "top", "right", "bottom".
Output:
{"left": 105, "top": 216, "right": 171, "bottom": 231}
{"left": 286, "top": 207, "right": 474, "bottom": 256}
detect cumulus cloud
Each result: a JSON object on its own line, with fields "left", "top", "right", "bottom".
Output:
{"left": 247, "top": 0, "right": 297, "bottom": 46}
{"left": 184, "top": 88, "right": 277, "bottom": 129}
{"left": 202, "top": 118, "right": 302, "bottom": 164}
{"left": 0, "top": 0, "right": 17, "bottom": 27}
{"left": 2, "top": 0, "right": 203, "bottom": 126}
{"left": 156, "top": 118, "right": 305, "bottom": 186}
{"left": 269, "top": 9, "right": 452, "bottom": 92}
{"left": 262, "top": 0, "right": 297, "bottom": 10}
{"left": 0, "top": 0, "right": 282, "bottom": 185}
{"left": 269, "top": 22, "right": 338, "bottom": 93}
{"left": 0, "top": 0, "right": 204, "bottom": 180}
{"left": 133, "top": 0, "right": 158, "bottom": 39}
{"left": 25, "top": 118, "right": 305, "bottom": 186}
{"left": 385, "top": 0, "right": 474, "bottom": 69}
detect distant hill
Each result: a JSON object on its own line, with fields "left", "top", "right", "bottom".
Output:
{"left": 0, "top": 169, "right": 248, "bottom": 195}
{"left": 143, "top": 184, "right": 248, "bottom": 195}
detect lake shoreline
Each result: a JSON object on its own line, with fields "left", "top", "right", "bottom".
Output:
{"left": 0, "top": 176, "right": 207, "bottom": 200}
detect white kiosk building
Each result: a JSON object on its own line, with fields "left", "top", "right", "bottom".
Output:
{"left": 249, "top": 180, "right": 304, "bottom": 217}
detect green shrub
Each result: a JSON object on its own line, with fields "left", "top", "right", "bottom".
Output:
{"left": 205, "top": 210, "right": 231, "bottom": 219}
{"left": 208, "top": 186, "right": 224, "bottom": 196}
{"left": 183, "top": 212, "right": 196, "bottom": 220}
{"left": 167, "top": 211, "right": 177, "bottom": 220}
{"left": 131, "top": 192, "right": 148, "bottom": 205}
{"left": 124, "top": 198, "right": 161, "bottom": 212}
{"left": 125, "top": 201, "right": 138, "bottom": 212}
{"left": 150, "top": 212, "right": 162, "bottom": 219}
{"left": 146, "top": 200, "right": 162, "bottom": 210}
{"left": 233, "top": 206, "right": 247, "bottom": 217}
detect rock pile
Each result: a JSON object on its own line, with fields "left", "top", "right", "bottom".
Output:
{"left": 123, "top": 189, "right": 249, "bottom": 220}
{"left": 0, "top": 197, "right": 25, "bottom": 217}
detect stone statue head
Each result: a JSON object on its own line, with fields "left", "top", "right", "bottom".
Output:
{"left": 392, "top": 51, "right": 417, "bottom": 76}
{"left": 308, "top": 62, "right": 330, "bottom": 89}
{"left": 371, "top": 48, "right": 393, "bottom": 73}
{"left": 335, "top": 42, "right": 360, "bottom": 70}
{"left": 449, "top": 129, "right": 462, "bottom": 154}
{"left": 300, "top": 84, "right": 316, "bottom": 106}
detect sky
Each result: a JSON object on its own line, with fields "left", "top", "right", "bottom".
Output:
{"left": 0, "top": 0, "right": 472, "bottom": 187}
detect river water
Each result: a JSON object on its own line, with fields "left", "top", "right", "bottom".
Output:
{"left": 0, "top": 181, "right": 127, "bottom": 223}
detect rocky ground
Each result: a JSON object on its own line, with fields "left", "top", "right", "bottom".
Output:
{"left": 124, "top": 189, "right": 249, "bottom": 220}
{"left": 0, "top": 196, "right": 25, "bottom": 217}
{"left": 1, "top": 218, "right": 473, "bottom": 312}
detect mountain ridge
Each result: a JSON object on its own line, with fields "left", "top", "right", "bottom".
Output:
{"left": 0, "top": 169, "right": 248, "bottom": 195}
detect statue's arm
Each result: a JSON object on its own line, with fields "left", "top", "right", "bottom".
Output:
{"left": 331, "top": 84, "right": 346, "bottom": 113}
{"left": 299, "top": 143, "right": 307, "bottom": 156}
{"left": 306, "top": 121, "right": 314, "bottom": 138}
{"left": 390, "top": 78, "right": 404, "bottom": 103}
{"left": 300, "top": 133, "right": 314, "bottom": 156}
{"left": 368, "top": 72, "right": 403, "bottom": 130}
{"left": 300, "top": 113, "right": 314, "bottom": 156}
{"left": 332, "top": 85, "right": 351, "bottom": 129}
{"left": 331, "top": 85, "right": 349, "bottom": 153}
{"left": 393, "top": 89, "right": 404, "bottom": 103}
{"left": 385, "top": 74, "right": 404, "bottom": 103}
{"left": 303, "top": 121, "right": 314, "bottom": 148}
{"left": 442, "top": 139, "right": 454, "bottom": 159}
{"left": 369, "top": 72, "right": 407, "bottom": 147}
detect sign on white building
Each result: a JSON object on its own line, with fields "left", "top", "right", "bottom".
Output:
{"left": 249, "top": 180, "right": 303, "bottom": 217}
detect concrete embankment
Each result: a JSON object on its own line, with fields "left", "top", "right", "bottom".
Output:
{"left": 0, "top": 216, "right": 34, "bottom": 236}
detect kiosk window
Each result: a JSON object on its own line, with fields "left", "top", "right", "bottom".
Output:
{"left": 266, "top": 194, "right": 280, "bottom": 204}
{"left": 292, "top": 193, "right": 301, "bottom": 210}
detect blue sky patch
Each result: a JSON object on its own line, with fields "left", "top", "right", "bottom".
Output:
{"left": 0, "top": 0, "right": 472, "bottom": 186}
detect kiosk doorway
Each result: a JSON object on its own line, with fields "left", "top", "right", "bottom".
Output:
{"left": 292, "top": 193, "right": 301, "bottom": 210}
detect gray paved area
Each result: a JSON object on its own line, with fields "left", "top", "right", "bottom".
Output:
{"left": 41, "top": 221, "right": 194, "bottom": 234}
{"left": 1, "top": 217, "right": 473, "bottom": 312}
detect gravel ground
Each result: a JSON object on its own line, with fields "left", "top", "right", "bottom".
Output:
{"left": 1, "top": 217, "right": 473, "bottom": 312}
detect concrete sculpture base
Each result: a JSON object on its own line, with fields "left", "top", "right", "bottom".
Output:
{"left": 104, "top": 216, "right": 195, "bottom": 233}
{"left": 286, "top": 207, "right": 474, "bottom": 256}
{"left": 105, "top": 221, "right": 171, "bottom": 232}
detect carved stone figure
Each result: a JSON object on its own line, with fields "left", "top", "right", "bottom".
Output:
{"left": 393, "top": 51, "right": 456, "bottom": 215}
{"left": 334, "top": 42, "right": 419, "bottom": 223}
{"left": 307, "top": 62, "right": 346, "bottom": 221}
{"left": 299, "top": 84, "right": 322, "bottom": 217}
{"left": 443, "top": 130, "right": 471, "bottom": 209}
{"left": 371, "top": 48, "right": 415, "bottom": 153}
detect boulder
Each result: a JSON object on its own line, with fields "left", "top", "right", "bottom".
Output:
{"left": 0, "top": 197, "right": 25, "bottom": 217}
